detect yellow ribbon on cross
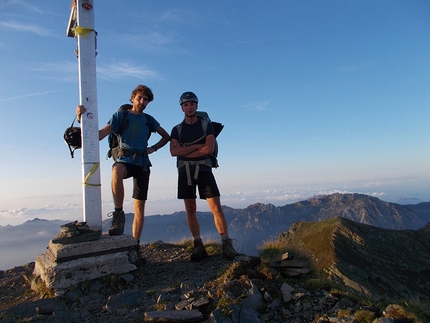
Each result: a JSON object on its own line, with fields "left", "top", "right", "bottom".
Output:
{"left": 73, "top": 26, "right": 95, "bottom": 37}
{"left": 83, "top": 162, "right": 101, "bottom": 187}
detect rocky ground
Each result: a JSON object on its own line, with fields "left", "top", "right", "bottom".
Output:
{"left": 0, "top": 241, "right": 419, "bottom": 323}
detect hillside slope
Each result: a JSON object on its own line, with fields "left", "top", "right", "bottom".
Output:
{"left": 278, "top": 217, "right": 430, "bottom": 302}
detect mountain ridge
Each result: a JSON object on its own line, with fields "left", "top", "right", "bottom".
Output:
{"left": 277, "top": 216, "right": 430, "bottom": 302}
{"left": 1, "top": 193, "right": 429, "bottom": 270}
{"left": 1, "top": 217, "right": 429, "bottom": 322}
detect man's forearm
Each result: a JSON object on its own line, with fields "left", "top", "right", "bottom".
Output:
{"left": 171, "top": 144, "right": 202, "bottom": 157}
{"left": 183, "top": 144, "right": 213, "bottom": 158}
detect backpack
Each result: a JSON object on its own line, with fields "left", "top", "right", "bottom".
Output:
{"left": 107, "top": 104, "right": 153, "bottom": 161}
{"left": 175, "top": 111, "right": 223, "bottom": 168}
{"left": 64, "top": 116, "right": 81, "bottom": 158}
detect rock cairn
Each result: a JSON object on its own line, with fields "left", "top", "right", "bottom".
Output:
{"left": 51, "top": 221, "right": 101, "bottom": 244}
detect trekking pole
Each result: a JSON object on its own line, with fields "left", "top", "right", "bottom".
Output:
{"left": 67, "top": 0, "right": 102, "bottom": 231}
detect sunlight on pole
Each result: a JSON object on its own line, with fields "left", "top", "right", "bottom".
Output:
{"left": 67, "top": 0, "right": 102, "bottom": 230}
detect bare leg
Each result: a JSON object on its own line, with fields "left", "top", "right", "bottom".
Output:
{"left": 207, "top": 196, "right": 237, "bottom": 259}
{"left": 206, "top": 196, "right": 228, "bottom": 235}
{"left": 111, "top": 163, "right": 127, "bottom": 208}
{"left": 132, "top": 199, "right": 146, "bottom": 240}
{"left": 184, "top": 198, "right": 200, "bottom": 237}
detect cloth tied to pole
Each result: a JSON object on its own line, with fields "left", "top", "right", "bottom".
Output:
{"left": 83, "top": 162, "right": 101, "bottom": 187}
{"left": 73, "top": 26, "right": 95, "bottom": 37}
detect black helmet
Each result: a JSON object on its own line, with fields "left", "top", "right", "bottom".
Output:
{"left": 64, "top": 122, "right": 81, "bottom": 158}
{"left": 179, "top": 92, "right": 198, "bottom": 105}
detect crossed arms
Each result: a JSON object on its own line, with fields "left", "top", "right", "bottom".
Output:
{"left": 170, "top": 134, "right": 215, "bottom": 159}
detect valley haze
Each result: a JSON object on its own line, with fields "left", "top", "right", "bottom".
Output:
{"left": 1, "top": 193, "right": 428, "bottom": 271}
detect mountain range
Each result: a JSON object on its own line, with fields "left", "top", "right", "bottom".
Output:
{"left": 1, "top": 193, "right": 429, "bottom": 271}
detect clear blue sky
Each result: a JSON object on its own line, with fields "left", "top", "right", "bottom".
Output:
{"left": 1, "top": 0, "right": 429, "bottom": 226}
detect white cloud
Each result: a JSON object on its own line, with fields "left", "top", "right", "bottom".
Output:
{"left": 97, "top": 62, "right": 163, "bottom": 81}
{"left": 0, "top": 20, "right": 53, "bottom": 36}
{"left": 28, "top": 60, "right": 163, "bottom": 83}
{"left": 0, "top": 89, "right": 67, "bottom": 103}
{"left": 160, "top": 10, "right": 193, "bottom": 24}
{"left": 0, "top": 0, "right": 43, "bottom": 14}
{"left": 241, "top": 100, "right": 272, "bottom": 111}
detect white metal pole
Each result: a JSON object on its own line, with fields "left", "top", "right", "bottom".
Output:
{"left": 69, "top": 0, "right": 102, "bottom": 230}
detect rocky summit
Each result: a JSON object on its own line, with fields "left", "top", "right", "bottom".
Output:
{"left": 1, "top": 226, "right": 429, "bottom": 323}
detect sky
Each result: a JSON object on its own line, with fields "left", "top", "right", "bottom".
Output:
{"left": 0, "top": 0, "right": 429, "bottom": 226}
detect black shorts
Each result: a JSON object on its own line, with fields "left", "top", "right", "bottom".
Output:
{"left": 114, "top": 162, "right": 150, "bottom": 201}
{"left": 177, "top": 170, "right": 220, "bottom": 200}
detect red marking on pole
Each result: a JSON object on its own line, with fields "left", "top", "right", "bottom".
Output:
{"left": 82, "top": 2, "right": 92, "bottom": 10}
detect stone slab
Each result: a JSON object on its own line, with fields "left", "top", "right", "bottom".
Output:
{"left": 49, "top": 233, "right": 138, "bottom": 261}
{"left": 144, "top": 309, "right": 204, "bottom": 322}
{"left": 33, "top": 234, "right": 139, "bottom": 294}
{"left": 34, "top": 250, "right": 136, "bottom": 292}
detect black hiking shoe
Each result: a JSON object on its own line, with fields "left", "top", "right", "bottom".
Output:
{"left": 222, "top": 238, "right": 238, "bottom": 260}
{"left": 107, "top": 211, "right": 125, "bottom": 235}
{"left": 190, "top": 239, "right": 208, "bottom": 261}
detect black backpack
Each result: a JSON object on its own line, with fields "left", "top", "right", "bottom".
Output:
{"left": 64, "top": 116, "right": 81, "bottom": 158}
{"left": 175, "top": 111, "right": 223, "bottom": 168}
{"left": 107, "top": 104, "right": 153, "bottom": 161}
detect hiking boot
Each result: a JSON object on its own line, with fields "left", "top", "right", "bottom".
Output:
{"left": 107, "top": 211, "right": 125, "bottom": 235}
{"left": 222, "top": 238, "right": 238, "bottom": 260}
{"left": 190, "top": 239, "right": 208, "bottom": 261}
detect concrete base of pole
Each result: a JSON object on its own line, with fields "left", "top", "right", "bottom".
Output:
{"left": 33, "top": 233, "right": 140, "bottom": 295}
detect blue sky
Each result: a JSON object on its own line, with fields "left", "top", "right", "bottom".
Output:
{"left": 1, "top": 0, "right": 429, "bottom": 226}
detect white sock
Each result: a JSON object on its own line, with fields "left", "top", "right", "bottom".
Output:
{"left": 221, "top": 234, "right": 229, "bottom": 241}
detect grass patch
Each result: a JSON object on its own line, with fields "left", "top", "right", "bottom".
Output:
{"left": 403, "top": 299, "right": 430, "bottom": 323}
{"left": 216, "top": 295, "right": 239, "bottom": 316}
{"left": 176, "top": 239, "right": 222, "bottom": 256}
{"left": 28, "top": 275, "right": 55, "bottom": 298}
{"left": 258, "top": 240, "right": 290, "bottom": 260}
{"left": 354, "top": 309, "right": 375, "bottom": 323}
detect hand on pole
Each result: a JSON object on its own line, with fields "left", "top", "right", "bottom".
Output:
{"left": 76, "top": 105, "right": 87, "bottom": 123}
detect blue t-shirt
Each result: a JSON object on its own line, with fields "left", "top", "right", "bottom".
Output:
{"left": 108, "top": 110, "right": 159, "bottom": 167}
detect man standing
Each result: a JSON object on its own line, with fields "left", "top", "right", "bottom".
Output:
{"left": 76, "top": 84, "right": 170, "bottom": 242}
{"left": 170, "top": 91, "right": 238, "bottom": 261}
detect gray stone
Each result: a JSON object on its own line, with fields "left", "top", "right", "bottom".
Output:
{"left": 242, "top": 281, "right": 263, "bottom": 310}
{"left": 175, "top": 298, "right": 194, "bottom": 310}
{"left": 120, "top": 273, "right": 135, "bottom": 284}
{"left": 33, "top": 234, "right": 139, "bottom": 293}
{"left": 280, "top": 282, "right": 294, "bottom": 293}
{"left": 144, "top": 309, "right": 204, "bottom": 322}
{"left": 191, "top": 297, "right": 210, "bottom": 309}
{"left": 239, "top": 302, "right": 264, "bottom": 323}
{"left": 280, "top": 267, "right": 310, "bottom": 277}
{"left": 105, "top": 290, "right": 147, "bottom": 310}
{"left": 279, "top": 259, "right": 308, "bottom": 268}
{"left": 272, "top": 252, "right": 293, "bottom": 262}
{"left": 373, "top": 318, "right": 394, "bottom": 323}
{"left": 263, "top": 291, "right": 273, "bottom": 303}
{"left": 205, "top": 308, "right": 235, "bottom": 323}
